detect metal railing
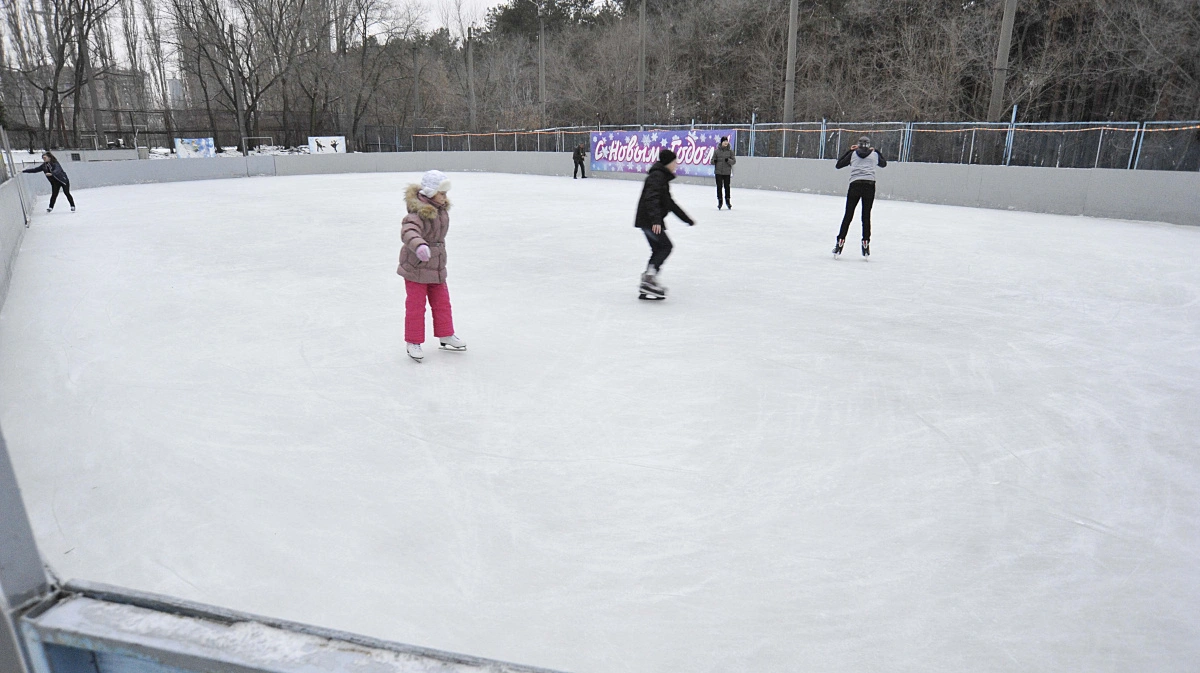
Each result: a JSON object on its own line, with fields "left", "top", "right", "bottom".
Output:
{"left": 409, "top": 120, "right": 1200, "bottom": 171}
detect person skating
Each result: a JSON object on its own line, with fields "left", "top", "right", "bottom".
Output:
{"left": 833, "top": 135, "right": 887, "bottom": 259}
{"left": 634, "top": 149, "right": 695, "bottom": 300}
{"left": 22, "top": 152, "right": 75, "bottom": 212}
{"left": 397, "top": 170, "right": 467, "bottom": 361}
{"left": 572, "top": 142, "right": 588, "bottom": 179}
{"left": 711, "top": 136, "right": 736, "bottom": 209}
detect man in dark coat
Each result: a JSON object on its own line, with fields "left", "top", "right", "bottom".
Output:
{"left": 634, "top": 149, "right": 694, "bottom": 298}
{"left": 712, "top": 136, "right": 736, "bottom": 209}
{"left": 572, "top": 143, "right": 588, "bottom": 179}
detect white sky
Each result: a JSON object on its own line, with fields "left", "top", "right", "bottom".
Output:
{"left": 422, "top": 0, "right": 511, "bottom": 30}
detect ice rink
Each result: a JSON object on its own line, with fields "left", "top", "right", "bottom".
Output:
{"left": 1, "top": 171, "right": 1198, "bottom": 673}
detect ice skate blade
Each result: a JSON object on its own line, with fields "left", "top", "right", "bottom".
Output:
{"left": 407, "top": 355, "right": 424, "bottom": 362}
{"left": 638, "top": 293, "right": 666, "bottom": 301}
{"left": 439, "top": 344, "right": 467, "bottom": 352}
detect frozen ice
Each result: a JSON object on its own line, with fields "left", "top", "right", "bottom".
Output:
{"left": 2, "top": 172, "right": 1199, "bottom": 673}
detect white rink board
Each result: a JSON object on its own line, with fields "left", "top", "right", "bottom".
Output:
{"left": 1, "top": 172, "right": 1198, "bottom": 673}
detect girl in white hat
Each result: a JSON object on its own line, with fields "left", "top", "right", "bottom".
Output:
{"left": 397, "top": 170, "right": 466, "bottom": 361}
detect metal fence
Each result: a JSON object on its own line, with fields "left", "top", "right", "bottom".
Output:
{"left": 409, "top": 120, "right": 1200, "bottom": 171}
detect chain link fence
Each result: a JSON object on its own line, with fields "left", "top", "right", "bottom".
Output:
{"left": 410, "top": 121, "right": 1200, "bottom": 171}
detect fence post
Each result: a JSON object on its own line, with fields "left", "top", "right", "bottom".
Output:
{"left": 968, "top": 128, "right": 977, "bottom": 164}
{"left": 819, "top": 119, "right": 826, "bottom": 159}
{"left": 1004, "top": 104, "right": 1018, "bottom": 166}
{"left": 750, "top": 112, "right": 757, "bottom": 157}
{"left": 1132, "top": 123, "right": 1147, "bottom": 170}
{"left": 1093, "top": 127, "right": 1104, "bottom": 168}
{"left": 514, "top": 133, "right": 518, "bottom": 152}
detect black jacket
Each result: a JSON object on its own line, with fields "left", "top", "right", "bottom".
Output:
{"left": 24, "top": 160, "right": 70, "bottom": 185}
{"left": 634, "top": 163, "right": 693, "bottom": 230}
{"left": 572, "top": 146, "right": 586, "bottom": 162}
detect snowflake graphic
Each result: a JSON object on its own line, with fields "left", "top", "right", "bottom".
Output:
{"left": 651, "top": 133, "right": 659, "bottom": 141}
{"left": 608, "top": 133, "right": 614, "bottom": 140}
{"left": 660, "top": 139, "right": 668, "bottom": 147}
{"left": 699, "top": 133, "right": 707, "bottom": 142}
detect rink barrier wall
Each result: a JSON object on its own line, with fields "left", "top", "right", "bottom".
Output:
{"left": 15, "top": 152, "right": 1200, "bottom": 227}
{"left": 0, "top": 180, "right": 27, "bottom": 315}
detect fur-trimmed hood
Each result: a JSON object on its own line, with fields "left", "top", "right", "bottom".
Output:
{"left": 405, "top": 184, "right": 450, "bottom": 220}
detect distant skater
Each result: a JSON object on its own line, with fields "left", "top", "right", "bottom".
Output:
{"left": 833, "top": 135, "right": 886, "bottom": 258}
{"left": 23, "top": 152, "right": 75, "bottom": 213}
{"left": 635, "top": 149, "right": 695, "bottom": 300}
{"left": 572, "top": 142, "right": 588, "bottom": 178}
{"left": 397, "top": 170, "right": 467, "bottom": 361}
{"left": 711, "top": 136, "right": 736, "bottom": 209}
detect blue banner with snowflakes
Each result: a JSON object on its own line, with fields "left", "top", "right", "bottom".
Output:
{"left": 590, "top": 129, "right": 737, "bottom": 177}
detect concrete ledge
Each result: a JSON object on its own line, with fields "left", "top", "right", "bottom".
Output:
{"left": 12, "top": 152, "right": 1198, "bottom": 227}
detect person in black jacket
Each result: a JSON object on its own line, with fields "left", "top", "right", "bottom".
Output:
{"left": 572, "top": 143, "right": 588, "bottom": 179}
{"left": 634, "top": 149, "right": 694, "bottom": 299}
{"left": 22, "top": 152, "right": 75, "bottom": 212}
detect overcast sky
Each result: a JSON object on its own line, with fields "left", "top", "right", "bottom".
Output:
{"left": 423, "top": 0, "right": 511, "bottom": 30}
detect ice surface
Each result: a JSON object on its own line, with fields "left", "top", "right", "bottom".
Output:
{"left": 1, "top": 172, "right": 1199, "bottom": 673}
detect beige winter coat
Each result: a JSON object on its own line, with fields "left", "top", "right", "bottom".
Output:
{"left": 397, "top": 185, "right": 451, "bottom": 284}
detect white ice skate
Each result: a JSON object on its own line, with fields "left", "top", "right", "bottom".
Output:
{"left": 639, "top": 269, "right": 667, "bottom": 300}
{"left": 439, "top": 335, "right": 467, "bottom": 351}
{"left": 406, "top": 342, "right": 424, "bottom": 362}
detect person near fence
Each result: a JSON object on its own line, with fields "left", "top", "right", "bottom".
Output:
{"left": 397, "top": 170, "right": 467, "bottom": 362}
{"left": 712, "top": 136, "right": 736, "bottom": 209}
{"left": 572, "top": 142, "right": 588, "bottom": 178}
{"left": 833, "top": 136, "right": 886, "bottom": 258}
{"left": 23, "top": 152, "right": 75, "bottom": 213}
{"left": 634, "top": 149, "right": 695, "bottom": 300}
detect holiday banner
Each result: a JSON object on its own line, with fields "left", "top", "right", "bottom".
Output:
{"left": 590, "top": 129, "right": 736, "bottom": 177}
{"left": 175, "top": 137, "right": 215, "bottom": 158}
{"left": 308, "top": 136, "right": 346, "bottom": 153}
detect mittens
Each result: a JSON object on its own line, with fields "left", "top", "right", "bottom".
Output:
{"left": 416, "top": 244, "right": 431, "bottom": 262}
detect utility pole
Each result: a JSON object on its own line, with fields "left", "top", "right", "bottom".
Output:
{"left": 411, "top": 45, "right": 422, "bottom": 130}
{"left": 539, "top": 14, "right": 547, "bottom": 128}
{"left": 637, "top": 0, "right": 646, "bottom": 129}
{"left": 467, "top": 28, "right": 477, "bottom": 133}
{"left": 782, "top": 0, "right": 799, "bottom": 155}
{"left": 227, "top": 25, "right": 248, "bottom": 155}
{"left": 987, "top": 0, "right": 1019, "bottom": 122}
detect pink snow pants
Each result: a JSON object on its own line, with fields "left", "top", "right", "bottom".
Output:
{"left": 405, "top": 280, "right": 454, "bottom": 344}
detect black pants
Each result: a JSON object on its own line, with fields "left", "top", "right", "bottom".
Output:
{"left": 837, "top": 180, "right": 875, "bottom": 242}
{"left": 574, "top": 159, "right": 586, "bottom": 178}
{"left": 643, "top": 228, "right": 673, "bottom": 272}
{"left": 50, "top": 181, "right": 75, "bottom": 209}
{"left": 715, "top": 174, "right": 731, "bottom": 205}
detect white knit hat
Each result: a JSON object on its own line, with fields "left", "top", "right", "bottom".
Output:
{"left": 419, "top": 170, "right": 451, "bottom": 197}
